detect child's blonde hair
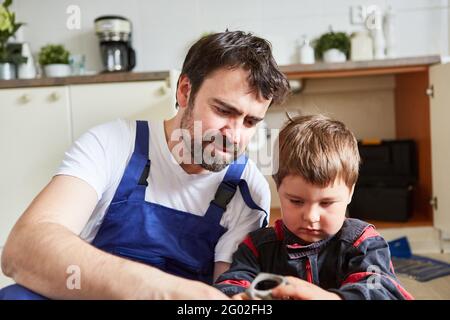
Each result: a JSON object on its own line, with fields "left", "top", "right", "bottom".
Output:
{"left": 273, "top": 114, "right": 360, "bottom": 188}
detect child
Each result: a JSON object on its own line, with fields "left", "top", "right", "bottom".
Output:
{"left": 214, "top": 114, "right": 413, "bottom": 300}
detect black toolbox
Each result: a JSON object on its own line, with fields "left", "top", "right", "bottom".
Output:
{"left": 348, "top": 140, "right": 418, "bottom": 222}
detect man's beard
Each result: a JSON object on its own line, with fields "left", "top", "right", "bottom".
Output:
{"left": 180, "top": 102, "right": 240, "bottom": 172}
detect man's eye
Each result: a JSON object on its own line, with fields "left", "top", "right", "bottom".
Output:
{"left": 290, "top": 199, "right": 304, "bottom": 205}
{"left": 215, "top": 106, "right": 231, "bottom": 115}
{"left": 244, "top": 118, "right": 258, "bottom": 127}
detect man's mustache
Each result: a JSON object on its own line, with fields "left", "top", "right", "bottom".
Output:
{"left": 201, "top": 135, "right": 239, "bottom": 154}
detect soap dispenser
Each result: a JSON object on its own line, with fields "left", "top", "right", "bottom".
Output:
{"left": 18, "top": 42, "right": 37, "bottom": 79}
{"left": 298, "top": 35, "right": 315, "bottom": 64}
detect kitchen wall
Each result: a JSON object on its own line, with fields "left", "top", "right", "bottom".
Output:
{"left": 11, "top": 0, "right": 445, "bottom": 209}
{"left": 263, "top": 74, "right": 396, "bottom": 207}
{"left": 265, "top": 75, "right": 396, "bottom": 140}
{"left": 11, "top": 0, "right": 450, "bottom": 73}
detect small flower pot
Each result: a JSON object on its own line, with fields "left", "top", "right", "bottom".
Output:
{"left": 323, "top": 49, "right": 347, "bottom": 63}
{"left": 44, "top": 64, "right": 71, "bottom": 77}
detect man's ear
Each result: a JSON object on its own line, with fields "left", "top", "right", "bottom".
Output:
{"left": 176, "top": 74, "right": 191, "bottom": 109}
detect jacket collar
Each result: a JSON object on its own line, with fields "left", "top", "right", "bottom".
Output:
{"left": 276, "top": 220, "right": 334, "bottom": 259}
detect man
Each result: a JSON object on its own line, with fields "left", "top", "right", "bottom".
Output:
{"left": 0, "top": 31, "right": 290, "bottom": 299}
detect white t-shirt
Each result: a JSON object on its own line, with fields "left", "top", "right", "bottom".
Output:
{"left": 55, "top": 119, "right": 270, "bottom": 263}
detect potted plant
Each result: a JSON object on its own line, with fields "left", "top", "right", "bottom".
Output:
{"left": 0, "top": 0, "right": 26, "bottom": 80}
{"left": 313, "top": 29, "right": 350, "bottom": 63}
{"left": 38, "top": 44, "right": 71, "bottom": 77}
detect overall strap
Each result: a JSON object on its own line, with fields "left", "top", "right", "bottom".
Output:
{"left": 238, "top": 179, "right": 268, "bottom": 227}
{"left": 111, "top": 121, "right": 150, "bottom": 203}
{"left": 204, "top": 155, "right": 248, "bottom": 225}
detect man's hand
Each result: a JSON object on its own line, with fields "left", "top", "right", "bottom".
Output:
{"left": 213, "top": 262, "right": 230, "bottom": 282}
{"left": 270, "top": 276, "right": 342, "bottom": 300}
{"left": 162, "top": 276, "right": 231, "bottom": 300}
{"left": 231, "top": 292, "right": 252, "bottom": 300}
{"left": 2, "top": 175, "right": 230, "bottom": 300}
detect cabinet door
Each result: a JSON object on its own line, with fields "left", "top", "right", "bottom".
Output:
{"left": 430, "top": 63, "right": 450, "bottom": 234}
{"left": 69, "top": 80, "right": 177, "bottom": 140}
{"left": 0, "top": 87, "right": 72, "bottom": 245}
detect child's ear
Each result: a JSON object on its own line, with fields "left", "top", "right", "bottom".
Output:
{"left": 347, "top": 184, "right": 356, "bottom": 204}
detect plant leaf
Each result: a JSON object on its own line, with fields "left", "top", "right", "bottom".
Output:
{"left": 4, "top": 0, "right": 13, "bottom": 9}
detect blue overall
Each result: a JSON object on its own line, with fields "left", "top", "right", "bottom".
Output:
{"left": 0, "top": 121, "right": 267, "bottom": 299}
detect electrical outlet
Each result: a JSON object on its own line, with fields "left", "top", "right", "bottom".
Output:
{"left": 350, "top": 5, "right": 367, "bottom": 25}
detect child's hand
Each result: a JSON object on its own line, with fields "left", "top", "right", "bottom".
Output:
{"left": 270, "top": 276, "right": 342, "bottom": 300}
{"left": 232, "top": 292, "right": 264, "bottom": 300}
{"left": 231, "top": 292, "right": 251, "bottom": 300}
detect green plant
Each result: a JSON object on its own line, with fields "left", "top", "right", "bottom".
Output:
{"left": 0, "top": 0, "right": 26, "bottom": 64}
{"left": 313, "top": 30, "right": 351, "bottom": 60}
{"left": 200, "top": 31, "right": 215, "bottom": 38}
{"left": 38, "top": 44, "right": 70, "bottom": 66}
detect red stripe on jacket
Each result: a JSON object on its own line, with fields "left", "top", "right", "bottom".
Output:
{"left": 389, "top": 260, "right": 396, "bottom": 275}
{"left": 353, "top": 226, "right": 381, "bottom": 247}
{"left": 274, "top": 219, "right": 284, "bottom": 241}
{"left": 342, "top": 272, "right": 414, "bottom": 300}
{"left": 305, "top": 259, "right": 313, "bottom": 283}
{"left": 243, "top": 235, "right": 259, "bottom": 258}
{"left": 216, "top": 279, "right": 251, "bottom": 288}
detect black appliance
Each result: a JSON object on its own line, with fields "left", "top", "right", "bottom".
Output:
{"left": 348, "top": 140, "right": 418, "bottom": 222}
{"left": 94, "top": 15, "right": 136, "bottom": 72}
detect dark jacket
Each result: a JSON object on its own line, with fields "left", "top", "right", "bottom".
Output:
{"left": 214, "top": 218, "right": 413, "bottom": 300}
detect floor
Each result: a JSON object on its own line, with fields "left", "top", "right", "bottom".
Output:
{"left": 396, "top": 253, "right": 450, "bottom": 300}
{"left": 2, "top": 240, "right": 449, "bottom": 300}
{"left": 270, "top": 209, "right": 450, "bottom": 300}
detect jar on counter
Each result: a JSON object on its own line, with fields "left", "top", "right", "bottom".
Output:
{"left": 350, "top": 30, "right": 373, "bottom": 61}
{"left": 298, "top": 35, "right": 315, "bottom": 64}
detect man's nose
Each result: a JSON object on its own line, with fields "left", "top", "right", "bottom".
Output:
{"left": 221, "top": 121, "right": 241, "bottom": 146}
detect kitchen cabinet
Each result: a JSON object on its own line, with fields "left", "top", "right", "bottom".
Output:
{"left": 429, "top": 63, "right": 450, "bottom": 236}
{"left": 0, "top": 86, "right": 72, "bottom": 245}
{"left": 70, "top": 80, "right": 175, "bottom": 140}
{"left": 271, "top": 56, "right": 450, "bottom": 235}
{"left": 0, "top": 73, "right": 177, "bottom": 249}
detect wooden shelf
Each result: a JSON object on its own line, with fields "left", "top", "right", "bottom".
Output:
{"left": 279, "top": 55, "right": 440, "bottom": 80}
{"left": 269, "top": 208, "right": 282, "bottom": 226}
{"left": 366, "top": 214, "right": 433, "bottom": 229}
{"left": 271, "top": 55, "right": 438, "bottom": 229}
{"left": 269, "top": 208, "right": 433, "bottom": 229}
{"left": 0, "top": 70, "right": 170, "bottom": 89}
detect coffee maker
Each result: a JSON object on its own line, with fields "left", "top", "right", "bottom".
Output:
{"left": 95, "top": 15, "right": 136, "bottom": 72}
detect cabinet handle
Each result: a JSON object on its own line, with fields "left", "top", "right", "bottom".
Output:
{"left": 430, "top": 197, "right": 438, "bottom": 211}
{"left": 49, "top": 92, "right": 60, "bottom": 101}
{"left": 158, "top": 85, "right": 168, "bottom": 96}
{"left": 426, "top": 85, "right": 434, "bottom": 98}
{"left": 19, "top": 94, "right": 31, "bottom": 104}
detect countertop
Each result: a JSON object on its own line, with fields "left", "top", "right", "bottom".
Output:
{"left": 0, "top": 70, "right": 170, "bottom": 89}
{"left": 280, "top": 55, "right": 441, "bottom": 79}
{"left": 0, "top": 55, "right": 442, "bottom": 89}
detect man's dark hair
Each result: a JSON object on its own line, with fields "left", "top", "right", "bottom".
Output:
{"left": 178, "top": 30, "right": 290, "bottom": 107}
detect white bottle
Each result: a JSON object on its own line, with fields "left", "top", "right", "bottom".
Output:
{"left": 351, "top": 30, "right": 373, "bottom": 61}
{"left": 368, "top": 9, "right": 386, "bottom": 60}
{"left": 298, "top": 35, "right": 315, "bottom": 64}
{"left": 384, "top": 6, "right": 396, "bottom": 58}
{"left": 18, "top": 42, "right": 37, "bottom": 79}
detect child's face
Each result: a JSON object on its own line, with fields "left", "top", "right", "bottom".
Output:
{"left": 278, "top": 174, "right": 354, "bottom": 243}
